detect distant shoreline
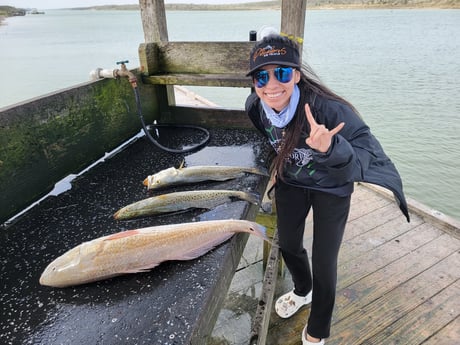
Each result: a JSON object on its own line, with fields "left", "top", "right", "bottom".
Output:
{"left": 1, "top": 2, "right": 459, "bottom": 25}
{"left": 73, "top": 2, "right": 460, "bottom": 11}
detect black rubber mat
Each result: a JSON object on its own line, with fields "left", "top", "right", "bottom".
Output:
{"left": 0, "top": 127, "right": 270, "bottom": 345}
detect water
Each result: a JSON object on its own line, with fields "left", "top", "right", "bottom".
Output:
{"left": 0, "top": 9, "right": 459, "bottom": 220}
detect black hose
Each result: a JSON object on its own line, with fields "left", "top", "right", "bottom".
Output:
{"left": 132, "top": 86, "right": 210, "bottom": 153}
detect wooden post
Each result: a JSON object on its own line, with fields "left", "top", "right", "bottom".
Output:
{"left": 139, "top": 0, "right": 168, "bottom": 42}
{"left": 138, "top": 0, "right": 176, "bottom": 107}
{"left": 280, "top": 0, "right": 307, "bottom": 58}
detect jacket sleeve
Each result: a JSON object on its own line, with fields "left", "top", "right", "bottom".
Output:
{"left": 312, "top": 99, "right": 410, "bottom": 222}
{"left": 245, "top": 92, "right": 267, "bottom": 137}
{"left": 311, "top": 100, "right": 373, "bottom": 183}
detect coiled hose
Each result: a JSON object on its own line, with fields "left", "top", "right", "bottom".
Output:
{"left": 132, "top": 86, "right": 210, "bottom": 153}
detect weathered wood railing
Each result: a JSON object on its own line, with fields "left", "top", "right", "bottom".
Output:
{"left": 137, "top": 40, "right": 255, "bottom": 128}
{"left": 139, "top": 41, "right": 254, "bottom": 87}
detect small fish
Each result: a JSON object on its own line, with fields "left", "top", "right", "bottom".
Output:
{"left": 39, "top": 219, "right": 268, "bottom": 288}
{"left": 143, "top": 165, "right": 268, "bottom": 190}
{"left": 114, "top": 190, "right": 259, "bottom": 220}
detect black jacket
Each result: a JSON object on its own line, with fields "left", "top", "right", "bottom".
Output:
{"left": 246, "top": 92, "right": 410, "bottom": 222}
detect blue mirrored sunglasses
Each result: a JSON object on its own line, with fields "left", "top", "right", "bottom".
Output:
{"left": 253, "top": 67, "right": 294, "bottom": 88}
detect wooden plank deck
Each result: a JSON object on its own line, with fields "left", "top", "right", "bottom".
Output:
{"left": 208, "top": 182, "right": 460, "bottom": 345}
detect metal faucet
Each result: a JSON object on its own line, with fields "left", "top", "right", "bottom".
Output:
{"left": 115, "top": 60, "right": 137, "bottom": 88}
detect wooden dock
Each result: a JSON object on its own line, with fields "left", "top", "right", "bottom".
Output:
{"left": 208, "top": 183, "right": 460, "bottom": 345}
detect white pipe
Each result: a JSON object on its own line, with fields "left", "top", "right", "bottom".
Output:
{"left": 89, "top": 67, "right": 117, "bottom": 80}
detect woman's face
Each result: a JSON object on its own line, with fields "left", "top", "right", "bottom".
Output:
{"left": 253, "top": 64, "right": 300, "bottom": 112}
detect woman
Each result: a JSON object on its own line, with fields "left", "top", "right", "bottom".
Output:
{"left": 245, "top": 34, "right": 410, "bottom": 344}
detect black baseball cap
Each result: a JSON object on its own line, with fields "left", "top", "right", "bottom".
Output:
{"left": 247, "top": 34, "right": 301, "bottom": 76}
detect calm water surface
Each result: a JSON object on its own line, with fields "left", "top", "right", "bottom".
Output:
{"left": 0, "top": 9, "right": 459, "bottom": 220}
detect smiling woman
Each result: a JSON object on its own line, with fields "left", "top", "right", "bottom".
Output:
{"left": 245, "top": 33, "right": 409, "bottom": 344}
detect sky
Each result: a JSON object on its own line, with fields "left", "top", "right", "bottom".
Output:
{"left": 2, "top": 0, "right": 258, "bottom": 10}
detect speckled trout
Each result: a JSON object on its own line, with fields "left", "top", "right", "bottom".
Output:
{"left": 39, "top": 220, "right": 268, "bottom": 288}
{"left": 143, "top": 165, "right": 268, "bottom": 190}
{"left": 114, "top": 190, "right": 259, "bottom": 220}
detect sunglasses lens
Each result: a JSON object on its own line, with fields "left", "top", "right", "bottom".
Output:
{"left": 254, "top": 67, "right": 294, "bottom": 88}
{"left": 275, "top": 67, "right": 293, "bottom": 83}
{"left": 254, "top": 70, "right": 269, "bottom": 88}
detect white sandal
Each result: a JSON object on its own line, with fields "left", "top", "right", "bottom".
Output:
{"left": 275, "top": 289, "right": 312, "bottom": 318}
{"left": 302, "top": 324, "right": 325, "bottom": 345}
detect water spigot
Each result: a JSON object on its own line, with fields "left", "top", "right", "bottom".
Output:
{"left": 115, "top": 60, "right": 137, "bottom": 88}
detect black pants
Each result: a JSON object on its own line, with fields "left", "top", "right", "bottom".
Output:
{"left": 275, "top": 180, "right": 351, "bottom": 339}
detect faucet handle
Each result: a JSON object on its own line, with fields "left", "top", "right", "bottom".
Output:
{"left": 116, "top": 60, "right": 129, "bottom": 65}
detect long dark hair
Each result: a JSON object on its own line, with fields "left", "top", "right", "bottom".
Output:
{"left": 269, "top": 39, "right": 359, "bottom": 178}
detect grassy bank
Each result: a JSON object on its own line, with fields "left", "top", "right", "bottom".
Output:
{"left": 0, "top": 5, "right": 26, "bottom": 25}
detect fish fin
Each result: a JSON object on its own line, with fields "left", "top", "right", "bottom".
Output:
{"left": 105, "top": 229, "right": 141, "bottom": 240}
{"left": 176, "top": 233, "right": 233, "bottom": 260}
{"left": 123, "top": 264, "right": 160, "bottom": 274}
{"left": 178, "top": 159, "right": 185, "bottom": 169}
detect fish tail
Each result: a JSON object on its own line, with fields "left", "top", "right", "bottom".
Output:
{"left": 251, "top": 222, "right": 279, "bottom": 248}
{"left": 248, "top": 167, "right": 269, "bottom": 176}
{"left": 113, "top": 210, "right": 123, "bottom": 220}
{"left": 113, "top": 207, "right": 138, "bottom": 220}
{"left": 237, "top": 191, "right": 260, "bottom": 205}
{"left": 246, "top": 221, "right": 271, "bottom": 243}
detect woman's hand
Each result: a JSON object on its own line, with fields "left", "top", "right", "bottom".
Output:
{"left": 305, "top": 103, "right": 345, "bottom": 153}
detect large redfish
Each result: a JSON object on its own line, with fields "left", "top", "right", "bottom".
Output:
{"left": 143, "top": 165, "right": 268, "bottom": 190}
{"left": 39, "top": 220, "right": 268, "bottom": 288}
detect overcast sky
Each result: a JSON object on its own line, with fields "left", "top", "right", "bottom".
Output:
{"left": 3, "top": 0, "right": 258, "bottom": 10}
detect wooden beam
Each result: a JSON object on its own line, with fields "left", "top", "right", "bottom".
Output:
{"left": 139, "top": 41, "right": 254, "bottom": 87}
{"left": 139, "top": 41, "right": 254, "bottom": 75}
{"left": 139, "top": 0, "right": 168, "bottom": 42}
{"left": 138, "top": 42, "right": 159, "bottom": 77}
{"left": 142, "top": 73, "right": 252, "bottom": 87}
{"left": 138, "top": 0, "right": 176, "bottom": 106}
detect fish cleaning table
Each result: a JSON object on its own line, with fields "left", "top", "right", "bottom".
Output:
{"left": 0, "top": 127, "right": 270, "bottom": 345}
